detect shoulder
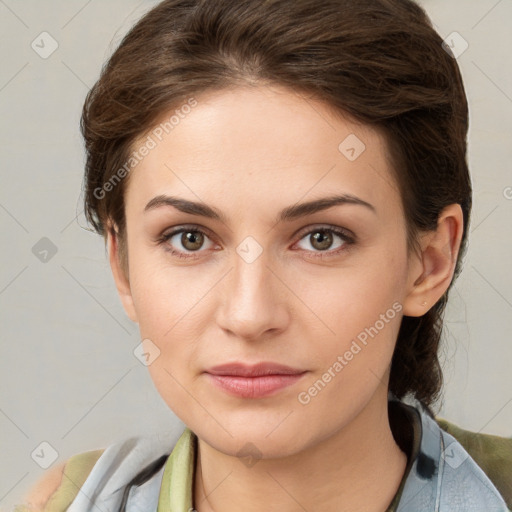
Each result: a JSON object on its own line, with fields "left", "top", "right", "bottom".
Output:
{"left": 436, "top": 416, "right": 512, "bottom": 510}
{"left": 17, "top": 460, "right": 67, "bottom": 512}
{"left": 14, "top": 428, "right": 192, "bottom": 512}
{"left": 15, "top": 448, "right": 105, "bottom": 512}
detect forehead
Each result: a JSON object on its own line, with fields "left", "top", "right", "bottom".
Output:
{"left": 125, "top": 84, "right": 401, "bottom": 220}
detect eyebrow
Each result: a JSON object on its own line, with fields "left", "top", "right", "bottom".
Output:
{"left": 144, "top": 193, "right": 376, "bottom": 223}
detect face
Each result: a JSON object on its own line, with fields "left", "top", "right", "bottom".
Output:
{"left": 111, "top": 84, "right": 422, "bottom": 458}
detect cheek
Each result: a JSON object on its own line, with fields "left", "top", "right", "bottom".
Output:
{"left": 298, "top": 250, "right": 406, "bottom": 387}
{"left": 126, "top": 246, "right": 206, "bottom": 369}
{"left": 306, "top": 258, "right": 406, "bottom": 340}
{"left": 127, "top": 245, "right": 190, "bottom": 335}
{"left": 296, "top": 286, "right": 403, "bottom": 426}
{"left": 132, "top": 270, "right": 203, "bottom": 423}
{"left": 144, "top": 354, "right": 202, "bottom": 430}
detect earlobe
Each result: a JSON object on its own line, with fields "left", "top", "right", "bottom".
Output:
{"left": 402, "top": 204, "right": 464, "bottom": 317}
{"left": 107, "top": 224, "right": 139, "bottom": 324}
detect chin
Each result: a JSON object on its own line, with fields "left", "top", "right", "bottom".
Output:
{"left": 194, "top": 418, "right": 313, "bottom": 460}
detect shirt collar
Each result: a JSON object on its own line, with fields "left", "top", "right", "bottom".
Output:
{"left": 156, "top": 395, "right": 508, "bottom": 511}
{"left": 157, "top": 424, "right": 196, "bottom": 511}
{"left": 156, "top": 397, "right": 422, "bottom": 511}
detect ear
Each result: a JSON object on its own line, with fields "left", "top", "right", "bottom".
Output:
{"left": 402, "top": 203, "right": 464, "bottom": 317}
{"left": 107, "top": 223, "right": 139, "bottom": 324}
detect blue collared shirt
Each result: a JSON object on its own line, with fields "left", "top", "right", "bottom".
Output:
{"left": 48, "top": 395, "right": 510, "bottom": 511}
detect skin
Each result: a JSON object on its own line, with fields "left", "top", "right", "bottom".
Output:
{"left": 107, "top": 84, "right": 463, "bottom": 512}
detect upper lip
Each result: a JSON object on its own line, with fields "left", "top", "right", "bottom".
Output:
{"left": 205, "top": 362, "right": 307, "bottom": 377}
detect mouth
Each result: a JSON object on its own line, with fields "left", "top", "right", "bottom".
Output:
{"left": 204, "top": 361, "right": 308, "bottom": 398}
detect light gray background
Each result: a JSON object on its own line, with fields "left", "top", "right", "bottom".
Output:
{"left": 1, "top": 0, "right": 511, "bottom": 509}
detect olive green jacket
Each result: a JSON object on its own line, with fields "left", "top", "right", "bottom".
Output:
{"left": 14, "top": 402, "right": 512, "bottom": 511}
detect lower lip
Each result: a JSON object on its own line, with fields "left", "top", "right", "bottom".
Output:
{"left": 205, "top": 372, "right": 307, "bottom": 398}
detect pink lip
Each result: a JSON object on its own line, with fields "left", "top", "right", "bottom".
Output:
{"left": 205, "top": 362, "right": 307, "bottom": 398}
{"left": 206, "top": 362, "right": 306, "bottom": 377}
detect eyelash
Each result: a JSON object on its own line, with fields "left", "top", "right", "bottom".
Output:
{"left": 156, "top": 224, "right": 356, "bottom": 261}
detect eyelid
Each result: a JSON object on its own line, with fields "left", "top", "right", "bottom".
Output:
{"left": 293, "top": 223, "right": 355, "bottom": 242}
{"left": 160, "top": 223, "right": 215, "bottom": 240}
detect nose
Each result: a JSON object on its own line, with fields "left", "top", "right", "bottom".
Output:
{"left": 215, "top": 250, "right": 289, "bottom": 342}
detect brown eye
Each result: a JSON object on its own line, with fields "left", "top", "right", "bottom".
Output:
{"left": 159, "top": 226, "right": 216, "bottom": 259}
{"left": 309, "top": 230, "right": 334, "bottom": 251}
{"left": 294, "top": 226, "right": 354, "bottom": 258}
{"left": 180, "top": 230, "right": 204, "bottom": 251}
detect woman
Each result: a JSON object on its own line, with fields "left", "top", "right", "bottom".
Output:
{"left": 17, "top": 0, "right": 512, "bottom": 510}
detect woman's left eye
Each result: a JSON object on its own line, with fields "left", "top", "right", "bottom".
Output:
{"left": 157, "top": 225, "right": 355, "bottom": 260}
{"left": 293, "top": 226, "right": 355, "bottom": 258}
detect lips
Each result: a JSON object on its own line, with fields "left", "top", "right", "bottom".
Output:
{"left": 205, "top": 361, "right": 306, "bottom": 377}
{"left": 204, "top": 362, "right": 308, "bottom": 398}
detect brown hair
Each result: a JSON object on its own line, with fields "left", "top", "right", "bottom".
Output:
{"left": 81, "top": 0, "right": 471, "bottom": 412}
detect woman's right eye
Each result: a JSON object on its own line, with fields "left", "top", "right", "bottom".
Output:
{"left": 157, "top": 227, "right": 216, "bottom": 260}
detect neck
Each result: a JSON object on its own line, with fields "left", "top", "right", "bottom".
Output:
{"left": 193, "top": 390, "right": 408, "bottom": 512}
